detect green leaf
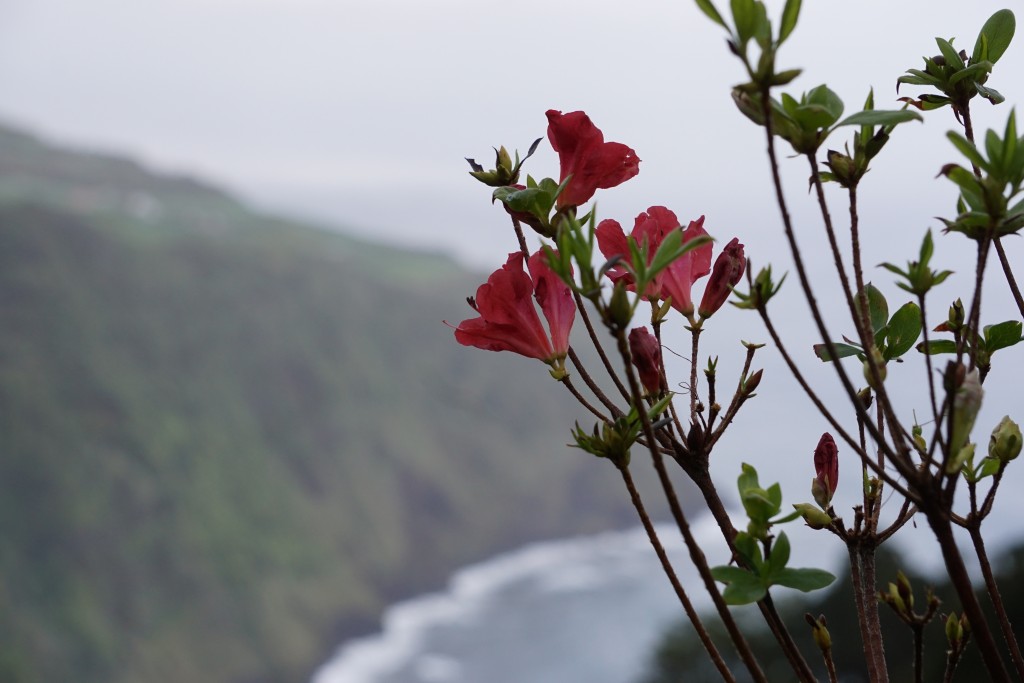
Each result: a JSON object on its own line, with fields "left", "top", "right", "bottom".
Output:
{"left": 947, "top": 131, "right": 990, "bottom": 173}
{"left": 948, "top": 61, "right": 993, "bottom": 86}
{"left": 979, "top": 456, "right": 1003, "bottom": 478}
{"left": 734, "top": 532, "right": 764, "bottom": 570}
{"left": 694, "top": 0, "right": 728, "bottom": 28}
{"left": 813, "top": 342, "right": 863, "bottom": 362}
{"left": 866, "top": 283, "right": 888, "bottom": 333}
{"left": 778, "top": 0, "right": 801, "bottom": 44}
{"left": 974, "top": 9, "right": 1016, "bottom": 64}
{"left": 883, "top": 302, "right": 923, "bottom": 360}
{"left": 834, "top": 109, "right": 923, "bottom": 128}
{"left": 767, "top": 531, "right": 791, "bottom": 576}
{"left": 976, "top": 83, "right": 1006, "bottom": 105}
{"left": 935, "top": 37, "right": 964, "bottom": 70}
{"left": 771, "top": 567, "right": 836, "bottom": 592}
{"left": 916, "top": 339, "right": 958, "bottom": 355}
{"left": 715, "top": 567, "right": 768, "bottom": 605}
{"left": 648, "top": 232, "right": 713, "bottom": 283}
{"left": 984, "top": 320, "right": 1023, "bottom": 351}
{"left": 731, "top": 0, "right": 757, "bottom": 44}
{"left": 711, "top": 565, "right": 755, "bottom": 583}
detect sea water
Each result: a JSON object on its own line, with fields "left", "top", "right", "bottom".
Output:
{"left": 311, "top": 517, "right": 742, "bottom": 683}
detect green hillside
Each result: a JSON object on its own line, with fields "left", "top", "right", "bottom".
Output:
{"left": 0, "top": 125, "right": 640, "bottom": 683}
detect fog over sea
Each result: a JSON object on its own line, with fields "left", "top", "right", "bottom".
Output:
{"left": 310, "top": 516, "right": 849, "bottom": 683}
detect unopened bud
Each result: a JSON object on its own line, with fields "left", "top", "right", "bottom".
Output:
{"left": 813, "top": 433, "right": 839, "bottom": 507}
{"left": 862, "top": 347, "right": 887, "bottom": 390}
{"left": 950, "top": 368, "right": 983, "bottom": 454}
{"left": 743, "top": 369, "right": 763, "bottom": 396}
{"left": 948, "top": 299, "right": 965, "bottom": 331}
{"left": 606, "top": 282, "right": 633, "bottom": 331}
{"left": 804, "top": 613, "right": 832, "bottom": 652}
{"left": 793, "top": 503, "right": 833, "bottom": 529}
{"left": 629, "top": 327, "right": 663, "bottom": 397}
{"left": 946, "top": 612, "right": 963, "bottom": 647}
{"left": 989, "top": 416, "right": 1022, "bottom": 463}
{"left": 857, "top": 387, "right": 874, "bottom": 411}
{"left": 896, "top": 571, "right": 914, "bottom": 609}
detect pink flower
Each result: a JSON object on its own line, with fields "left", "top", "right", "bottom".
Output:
{"left": 546, "top": 110, "right": 640, "bottom": 209}
{"left": 813, "top": 432, "right": 839, "bottom": 506}
{"left": 629, "top": 327, "right": 663, "bottom": 396}
{"left": 698, "top": 238, "right": 746, "bottom": 318}
{"left": 452, "top": 251, "right": 575, "bottom": 366}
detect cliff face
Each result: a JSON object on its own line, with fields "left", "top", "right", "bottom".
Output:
{"left": 0, "top": 125, "right": 639, "bottom": 683}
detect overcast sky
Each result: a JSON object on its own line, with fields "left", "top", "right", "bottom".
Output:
{"left": 2, "top": 0, "right": 1024, "bottom": 558}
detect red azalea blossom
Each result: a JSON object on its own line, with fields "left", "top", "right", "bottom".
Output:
{"left": 813, "top": 432, "right": 839, "bottom": 505}
{"left": 698, "top": 237, "right": 746, "bottom": 319}
{"left": 658, "top": 216, "right": 713, "bottom": 316}
{"left": 451, "top": 251, "right": 575, "bottom": 366}
{"left": 596, "top": 206, "right": 683, "bottom": 297}
{"left": 628, "top": 327, "right": 663, "bottom": 396}
{"left": 546, "top": 110, "right": 640, "bottom": 209}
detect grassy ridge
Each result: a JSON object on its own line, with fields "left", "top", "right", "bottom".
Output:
{"left": 0, "top": 126, "right": 639, "bottom": 682}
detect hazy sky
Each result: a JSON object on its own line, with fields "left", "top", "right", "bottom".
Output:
{"left": 3, "top": 0, "right": 1024, "bottom": 556}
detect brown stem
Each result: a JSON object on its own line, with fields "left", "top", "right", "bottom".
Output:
{"left": 993, "top": 236, "right": 1024, "bottom": 320}
{"left": 757, "top": 93, "right": 915, "bottom": 484}
{"left": 617, "top": 464, "right": 736, "bottom": 682}
{"left": 613, "top": 330, "right": 766, "bottom": 683}
{"left": 926, "top": 510, "right": 1011, "bottom": 682}
{"left": 758, "top": 308, "right": 915, "bottom": 500}
{"left": 808, "top": 156, "right": 906, "bottom": 461}
{"left": 689, "top": 472, "right": 819, "bottom": 683}
{"left": 968, "top": 523, "right": 1024, "bottom": 678}
{"left": 913, "top": 623, "right": 925, "bottom": 683}
{"left": 848, "top": 544, "right": 889, "bottom": 682}
{"left": 690, "top": 326, "right": 702, "bottom": 422}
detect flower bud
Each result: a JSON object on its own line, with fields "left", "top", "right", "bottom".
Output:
{"left": 989, "top": 416, "right": 1022, "bottom": 463}
{"left": 606, "top": 281, "right": 633, "bottom": 331}
{"left": 629, "top": 327, "right": 663, "bottom": 396}
{"left": 793, "top": 503, "right": 833, "bottom": 529}
{"left": 813, "top": 433, "right": 839, "bottom": 507}
{"left": 946, "top": 612, "right": 964, "bottom": 648}
{"left": 862, "top": 347, "right": 887, "bottom": 390}
{"left": 742, "top": 368, "right": 763, "bottom": 396}
{"left": 466, "top": 146, "right": 519, "bottom": 187}
{"left": 699, "top": 238, "right": 746, "bottom": 318}
{"left": 950, "top": 368, "right": 983, "bottom": 455}
{"left": 948, "top": 299, "right": 965, "bottom": 332}
{"left": 946, "top": 442, "right": 974, "bottom": 475}
{"left": 804, "top": 613, "right": 832, "bottom": 652}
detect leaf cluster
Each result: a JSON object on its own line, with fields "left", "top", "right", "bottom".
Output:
{"left": 897, "top": 10, "right": 1015, "bottom": 112}
{"left": 940, "top": 110, "right": 1024, "bottom": 238}
{"left": 814, "top": 284, "right": 922, "bottom": 364}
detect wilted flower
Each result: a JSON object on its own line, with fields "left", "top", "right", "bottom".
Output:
{"left": 698, "top": 237, "right": 746, "bottom": 318}
{"left": 451, "top": 251, "right": 575, "bottom": 375}
{"left": 546, "top": 110, "right": 640, "bottom": 208}
{"left": 628, "top": 327, "right": 663, "bottom": 396}
{"left": 812, "top": 432, "right": 838, "bottom": 508}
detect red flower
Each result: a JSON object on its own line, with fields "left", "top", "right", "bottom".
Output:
{"left": 452, "top": 251, "right": 575, "bottom": 367}
{"left": 597, "top": 209, "right": 713, "bottom": 315}
{"left": 546, "top": 110, "right": 640, "bottom": 208}
{"left": 658, "top": 216, "right": 713, "bottom": 316}
{"left": 698, "top": 237, "right": 746, "bottom": 318}
{"left": 596, "top": 206, "right": 684, "bottom": 298}
{"left": 813, "top": 432, "right": 839, "bottom": 506}
{"left": 629, "top": 327, "right": 663, "bottom": 396}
